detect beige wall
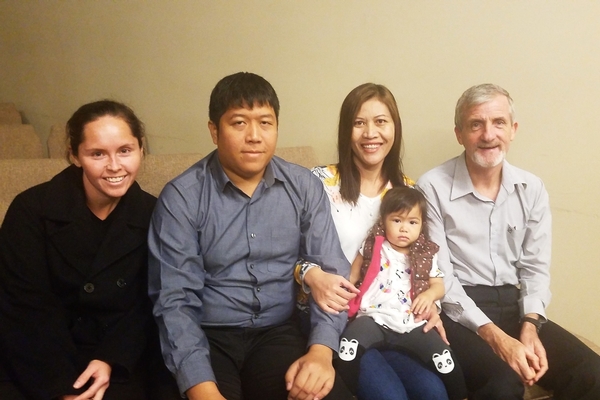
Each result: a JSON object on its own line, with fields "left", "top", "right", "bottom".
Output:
{"left": 2, "top": 1, "right": 600, "bottom": 344}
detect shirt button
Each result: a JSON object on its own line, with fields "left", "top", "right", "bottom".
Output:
{"left": 116, "top": 278, "right": 127, "bottom": 288}
{"left": 254, "top": 313, "right": 259, "bottom": 319}
{"left": 83, "top": 283, "right": 95, "bottom": 293}
{"left": 250, "top": 233, "right": 256, "bottom": 238}
{"left": 250, "top": 264, "right": 254, "bottom": 269}
{"left": 256, "top": 287, "right": 261, "bottom": 292}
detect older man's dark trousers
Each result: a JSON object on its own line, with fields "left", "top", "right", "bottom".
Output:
{"left": 441, "top": 285, "right": 600, "bottom": 400}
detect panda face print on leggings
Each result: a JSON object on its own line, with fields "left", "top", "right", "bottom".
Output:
{"left": 338, "top": 338, "right": 359, "bottom": 361}
{"left": 432, "top": 349, "right": 455, "bottom": 373}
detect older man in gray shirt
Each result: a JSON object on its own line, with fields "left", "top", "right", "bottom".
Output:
{"left": 148, "top": 72, "right": 353, "bottom": 400}
{"left": 416, "top": 83, "right": 600, "bottom": 399}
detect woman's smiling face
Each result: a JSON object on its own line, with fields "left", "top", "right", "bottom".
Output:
{"left": 72, "top": 115, "right": 142, "bottom": 209}
{"left": 351, "top": 98, "right": 395, "bottom": 172}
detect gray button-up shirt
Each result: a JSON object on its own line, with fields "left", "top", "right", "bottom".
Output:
{"left": 148, "top": 151, "right": 349, "bottom": 392}
{"left": 416, "top": 153, "right": 551, "bottom": 333}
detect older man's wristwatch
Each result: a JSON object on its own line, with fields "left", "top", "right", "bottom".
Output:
{"left": 520, "top": 316, "right": 542, "bottom": 333}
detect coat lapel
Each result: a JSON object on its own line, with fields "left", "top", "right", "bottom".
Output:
{"left": 43, "top": 166, "right": 149, "bottom": 278}
{"left": 44, "top": 166, "right": 95, "bottom": 277}
{"left": 88, "top": 184, "right": 148, "bottom": 276}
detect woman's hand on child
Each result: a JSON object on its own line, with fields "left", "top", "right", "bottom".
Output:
{"left": 304, "top": 268, "right": 359, "bottom": 314}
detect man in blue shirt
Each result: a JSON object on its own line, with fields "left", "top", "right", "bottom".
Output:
{"left": 148, "top": 72, "right": 353, "bottom": 400}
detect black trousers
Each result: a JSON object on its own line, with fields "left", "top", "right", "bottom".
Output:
{"left": 204, "top": 320, "right": 354, "bottom": 400}
{"left": 334, "top": 316, "right": 467, "bottom": 400}
{"left": 442, "top": 285, "right": 600, "bottom": 400}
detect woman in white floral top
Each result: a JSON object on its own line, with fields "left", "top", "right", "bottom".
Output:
{"left": 302, "top": 83, "right": 450, "bottom": 400}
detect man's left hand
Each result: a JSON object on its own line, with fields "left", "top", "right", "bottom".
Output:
{"left": 285, "top": 344, "right": 335, "bottom": 400}
{"left": 520, "top": 316, "right": 548, "bottom": 384}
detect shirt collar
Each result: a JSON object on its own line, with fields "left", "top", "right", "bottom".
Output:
{"left": 208, "top": 150, "right": 278, "bottom": 192}
{"left": 450, "top": 152, "right": 526, "bottom": 201}
{"left": 450, "top": 153, "right": 474, "bottom": 200}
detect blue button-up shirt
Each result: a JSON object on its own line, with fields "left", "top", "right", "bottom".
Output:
{"left": 148, "top": 151, "right": 349, "bottom": 392}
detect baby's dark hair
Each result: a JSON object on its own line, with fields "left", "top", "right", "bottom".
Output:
{"left": 380, "top": 186, "right": 429, "bottom": 237}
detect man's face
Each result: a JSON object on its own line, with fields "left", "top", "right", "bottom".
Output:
{"left": 209, "top": 103, "right": 278, "bottom": 185}
{"left": 455, "top": 95, "right": 517, "bottom": 171}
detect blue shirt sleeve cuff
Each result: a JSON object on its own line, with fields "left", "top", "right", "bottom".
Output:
{"left": 176, "top": 356, "right": 216, "bottom": 395}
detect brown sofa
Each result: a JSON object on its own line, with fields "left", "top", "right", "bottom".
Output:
{"left": 0, "top": 103, "right": 22, "bottom": 124}
{"left": 0, "top": 147, "right": 317, "bottom": 224}
{"left": 0, "top": 103, "right": 44, "bottom": 159}
{"left": 0, "top": 144, "right": 598, "bottom": 400}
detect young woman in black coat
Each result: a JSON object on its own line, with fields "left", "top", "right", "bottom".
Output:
{"left": 0, "top": 101, "right": 179, "bottom": 400}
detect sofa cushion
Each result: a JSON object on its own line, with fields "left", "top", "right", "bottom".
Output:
{"left": 47, "top": 123, "right": 67, "bottom": 159}
{"left": 275, "top": 146, "right": 318, "bottom": 169}
{"left": 0, "top": 103, "right": 22, "bottom": 124}
{"left": 137, "top": 153, "right": 206, "bottom": 197}
{"left": 0, "top": 158, "right": 68, "bottom": 223}
{"left": 0, "top": 125, "right": 43, "bottom": 159}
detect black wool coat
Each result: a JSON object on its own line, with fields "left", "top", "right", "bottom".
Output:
{"left": 0, "top": 165, "right": 157, "bottom": 399}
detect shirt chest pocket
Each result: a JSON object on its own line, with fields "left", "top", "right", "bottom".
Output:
{"left": 506, "top": 222, "right": 527, "bottom": 257}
